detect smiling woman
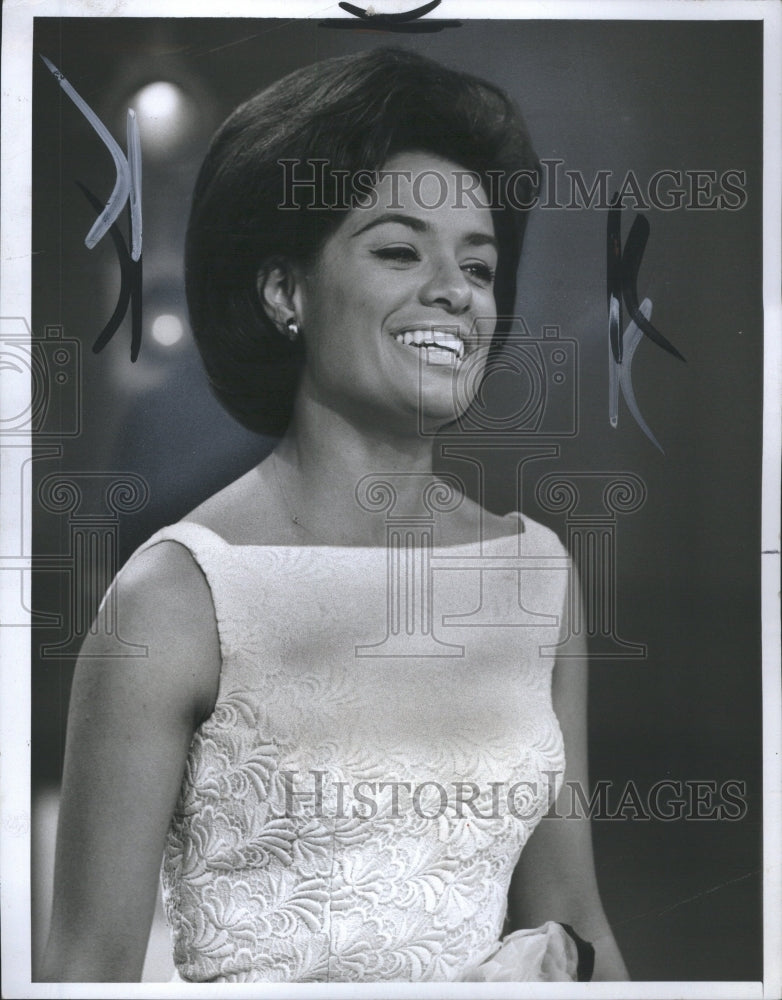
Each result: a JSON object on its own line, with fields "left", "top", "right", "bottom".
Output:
{"left": 185, "top": 47, "right": 534, "bottom": 438}
{"left": 40, "top": 47, "right": 628, "bottom": 984}
{"left": 260, "top": 151, "right": 500, "bottom": 441}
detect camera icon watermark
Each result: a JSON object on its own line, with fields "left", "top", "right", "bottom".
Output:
{"left": 416, "top": 317, "right": 578, "bottom": 440}
{"left": 0, "top": 317, "right": 148, "bottom": 651}
{"left": 0, "top": 319, "right": 81, "bottom": 437}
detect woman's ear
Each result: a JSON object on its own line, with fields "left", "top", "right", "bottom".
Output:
{"left": 256, "top": 260, "right": 299, "bottom": 331}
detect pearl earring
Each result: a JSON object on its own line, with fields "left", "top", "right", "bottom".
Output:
{"left": 284, "top": 317, "right": 300, "bottom": 342}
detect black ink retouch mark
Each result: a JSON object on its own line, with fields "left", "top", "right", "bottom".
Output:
{"left": 607, "top": 194, "right": 687, "bottom": 453}
{"left": 607, "top": 194, "right": 686, "bottom": 364}
{"left": 77, "top": 183, "right": 143, "bottom": 363}
{"left": 321, "top": 0, "right": 461, "bottom": 33}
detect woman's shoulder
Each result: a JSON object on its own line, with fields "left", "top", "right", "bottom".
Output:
{"left": 84, "top": 532, "right": 222, "bottom": 726}
{"left": 121, "top": 527, "right": 213, "bottom": 595}
{"left": 453, "top": 495, "right": 567, "bottom": 556}
{"left": 116, "top": 532, "right": 217, "bottom": 644}
{"left": 112, "top": 462, "right": 279, "bottom": 676}
{"left": 512, "top": 511, "right": 569, "bottom": 556}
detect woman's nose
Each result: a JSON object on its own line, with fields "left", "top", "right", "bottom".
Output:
{"left": 418, "top": 260, "right": 472, "bottom": 313}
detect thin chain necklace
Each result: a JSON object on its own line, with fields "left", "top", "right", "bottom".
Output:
{"left": 271, "top": 451, "right": 398, "bottom": 547}
{"left": 271, "top": 451, "right": 327, "bottom": 543}
{"left": 270, "top": 452, "right": 466, "bottom": 547}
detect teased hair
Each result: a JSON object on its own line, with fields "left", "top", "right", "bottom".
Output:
{"left": 186, "top": 47, "right": 540, "bottom": 436}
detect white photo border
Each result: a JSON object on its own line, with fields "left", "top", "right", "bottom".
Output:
{"left": 2, "top": 1, "right": 780, "bottom": 997}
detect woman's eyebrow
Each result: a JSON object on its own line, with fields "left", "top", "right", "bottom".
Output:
{"left": 351, "top": 212, "right": 498, "bottom": 251}
{"left": 463, "top": 231, "right": 499, "bottom": 253}
{"left": 351, "top": 212, "right": 428, "bottom": 237}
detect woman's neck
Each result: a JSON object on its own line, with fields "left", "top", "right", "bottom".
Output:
{"left": 271, "top": 397, "right": 447, "bottom": 545}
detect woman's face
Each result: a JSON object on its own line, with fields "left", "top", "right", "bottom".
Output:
{"left": 291, "top": 151, "right": 499, "bottom": 432}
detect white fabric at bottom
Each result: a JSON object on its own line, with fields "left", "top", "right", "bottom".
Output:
{"left": 463, "top": 921, "right": 580, "bottom": 982}
{"left": 116, "top": 518, "right": 571, "bottom": 982}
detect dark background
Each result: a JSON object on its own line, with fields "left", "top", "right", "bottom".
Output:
{"left": 31, "top": 18, "right": 763, "bottom": 981}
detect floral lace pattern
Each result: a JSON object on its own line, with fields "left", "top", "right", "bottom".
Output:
{"left": 130, "top": 520, "right": 569, "bottom": 983}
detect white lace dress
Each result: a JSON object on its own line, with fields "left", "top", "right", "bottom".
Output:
{"left": 126, "top": 516, "right": 570, "bottom": 982}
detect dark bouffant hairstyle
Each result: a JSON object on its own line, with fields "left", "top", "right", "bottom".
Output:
{"left": 185, "top": 47, "right": 540, "bottom": 436}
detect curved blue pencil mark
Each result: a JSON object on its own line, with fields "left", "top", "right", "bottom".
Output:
{"left": 617, "top": 299, "right": 665, "bottom": 453}
{"left": 42, "top": 54, "right": 143, "bottom": 358}
{"left": 607, "top": 196, "right": 623, "bottom": 364}
{"left": 126, "top": 109, "right": 143, "bottom": 262}
{"left": 40, "top": 55, "right": 136, "bottom": 254}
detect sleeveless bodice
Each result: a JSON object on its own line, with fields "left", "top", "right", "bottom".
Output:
{"left": 129, "top": 517, "right": 570, "bottom": 982}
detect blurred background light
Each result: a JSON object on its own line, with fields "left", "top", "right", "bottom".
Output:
{"left": 130, "top": 80, "right": 196, "bottom": 156}
{"left": 151, "top": 312, "right": 184, "bottom": 347}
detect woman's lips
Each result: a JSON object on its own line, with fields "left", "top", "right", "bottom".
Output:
{"left": 390, "top": 327, "right": 465, "bottom": 365}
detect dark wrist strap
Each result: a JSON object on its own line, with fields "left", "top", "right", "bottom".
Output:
{"left": 559, "top": 922, "right": 595, "bottom": 982}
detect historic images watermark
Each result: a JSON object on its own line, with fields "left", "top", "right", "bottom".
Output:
{"left": 279, "top": 769, "right": 749, "bottom": 822}
{"left": 279, "top": 159, "right": 749, "bottom": 212}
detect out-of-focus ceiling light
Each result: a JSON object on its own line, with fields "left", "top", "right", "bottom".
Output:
{"left": 130, "top": 81, "right": 195, "bottom": 155}
{"left": 151, "top": 312, "right": 184, "bottom": 347}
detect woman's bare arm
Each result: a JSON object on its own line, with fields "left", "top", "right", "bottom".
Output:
{"left": 507, "top": 580, "right": 629, "bottom": 981}
{"left": 39, "top": 541, "right": 220, "bottom": 982}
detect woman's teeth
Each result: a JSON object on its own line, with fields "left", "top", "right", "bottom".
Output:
{"left": 392, "top": 329, "right": 465, "bottom": 365}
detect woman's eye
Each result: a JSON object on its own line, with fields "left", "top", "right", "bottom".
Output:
{"left": 462, "top": 261, "right": 496, "bottom": 285}
{"left": 372, "top": 246, "right": 420, "bottom": 264}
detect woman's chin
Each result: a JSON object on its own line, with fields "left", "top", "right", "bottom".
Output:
{"left": 412, "top": 392, "right": 476, "bottom": 436}
{"left": 397, "top": 350, "right": 487, "bottom": 433}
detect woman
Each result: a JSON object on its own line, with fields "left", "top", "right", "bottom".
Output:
{"left": 41, "top": 47, "right": 628, "bottom": 983}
